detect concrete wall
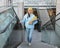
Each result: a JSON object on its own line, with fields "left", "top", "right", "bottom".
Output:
{"left": 37, "top": 9, "right": 50, "bottom": 26}
{"left": 0, "top": 0, "right": 10, "bottom": 6}
{"left": 56, "top": 0, "right": 60, "bottom": 26}
{"left": 55, "top": 0, "right": 60, "bottom": 46}
{"left": 0, "top": 0, "right": 5, "bottom": 6}
{"left": 13, "top": 0, "right": 24, "bottom": 20}
{"left": 0, "top": 0, "right": 24, "bottom": 20}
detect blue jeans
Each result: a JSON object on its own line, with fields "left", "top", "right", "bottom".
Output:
{"left": 26, "top": 28, "right": 33, "bottom": 43}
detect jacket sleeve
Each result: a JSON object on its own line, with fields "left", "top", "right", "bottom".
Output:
{"left": 33, "top": 20, "right": 38, "bottom": 25}
{"left": 20, "top": 15, "right": 26, "bottom": 23}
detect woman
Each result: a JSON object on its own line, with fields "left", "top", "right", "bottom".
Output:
{"left": 20, "top": 7, "right": 38, "bottom": 46}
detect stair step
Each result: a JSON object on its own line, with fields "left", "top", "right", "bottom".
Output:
{"left": 17, "top": 42, "right": 57, "bottom": 48}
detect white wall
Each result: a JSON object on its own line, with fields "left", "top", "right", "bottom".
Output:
{"left": 13, "top": 0, "right": 23, "bottom": 3}
{"left": 0, "top": 0, "right": 9, "bottom": 12}
{"left": 56, "top": 0, "right": 60, "bottom": 26}
{"left": 0, "top": 0, "right": 7, "bottom": 6}
{"left": 38, "top": 10, "right": 50, "bottom": 26}
{"left": 13, "top": 0, "right": 24, "bottom": 20}
{"left": 56, "top": 0, "right": 60, "bottom": 14}
{"left": 24, "top": 0, "right": 56, "bottom": 6}
{"left": 0, "top": 0, "right": 24, "bottom": 20}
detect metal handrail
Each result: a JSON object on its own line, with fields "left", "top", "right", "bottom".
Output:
{"left": 0, "top": 7, "right": 18, "bottom": 34}
{"left": 54, "top": 23, "right": 60, "bottom": 38}
{"left": 12, "top": 7, "right": 20, "bottom": 22}
{"left": 0, "top": 17, "right": 16, "bottom": 34}
{"left": 55, "top": 23, "right": 60, "bottom": 28}
{"left": 42, "top": 12, "right": 60, "bottom": 28}
{"left": 42, "top": 18, "right": 60, "bottom": 28}
{"left": 0, "top": 16, "right": 10, "bottom": 24}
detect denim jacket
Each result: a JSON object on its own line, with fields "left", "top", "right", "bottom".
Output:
{"left": 20, "top": 13, "right": 38, "bottom": 28}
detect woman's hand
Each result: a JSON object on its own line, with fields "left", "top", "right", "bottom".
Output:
{"left": 29, "top": 21, "right": 32, "bottom": 24}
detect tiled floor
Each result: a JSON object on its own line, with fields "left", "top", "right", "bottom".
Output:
{"left": 17, "top": 30, "right": 57, "bottom": 48}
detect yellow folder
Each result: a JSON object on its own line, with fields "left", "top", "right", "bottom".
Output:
{"left": 30, "top": 16, "right": 37, "bottom": 22}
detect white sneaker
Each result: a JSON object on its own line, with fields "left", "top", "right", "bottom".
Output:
{"left": 28, "top": 43, "right": 31, "bottom": 46}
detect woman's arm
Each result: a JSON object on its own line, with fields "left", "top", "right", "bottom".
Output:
{"left": 29, "top": 16, "right": 37, "bottom": 24}
{"left": 33, "top": 20, "right": 38, "bottom": 25}
{"left": 30, "top": 16, "right": 37, "bottom": 22}
{"left": 20, "top": 15, "right": 26, "bottom": 23}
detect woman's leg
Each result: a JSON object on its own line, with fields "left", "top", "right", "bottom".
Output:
{"left": 29, "top": 28, "right": 34, "bottom": 43}
{"left": 26, "top": 28, "right": 34, "bottom": 45}
{"left": 26, "top": 28, "right": 30, "bottom": 42}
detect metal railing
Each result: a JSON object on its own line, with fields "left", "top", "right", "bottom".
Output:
{"left": 42, "top": 12, "right": 60, "bottom": 28}
{"left": 41, "top": 12, "right": 60, "bottom": 47}
{"left": 0, "top": 7, "right": 19, "bottom": 34}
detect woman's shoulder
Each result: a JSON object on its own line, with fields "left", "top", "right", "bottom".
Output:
{"left": 24, "top": 13, "right": 28, "bottom": 18}
{"left": 30, "top": 14, "right": 35, "bottom": 18}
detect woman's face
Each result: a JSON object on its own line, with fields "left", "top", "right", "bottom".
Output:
{"left": 28, "top": 9, "right": 33, "bottom": 14}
